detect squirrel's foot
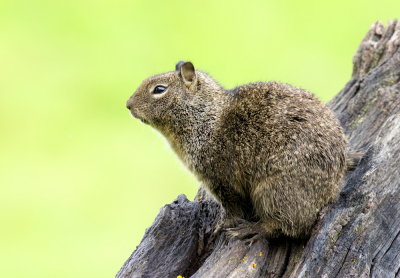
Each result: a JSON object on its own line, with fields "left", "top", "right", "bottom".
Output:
{"left": 212, "top": 216, "right": 243, "bottom": 237}
{"left": 225, "top": 220, "right": 273, "bottom": 246}
{"left": 209, "top": 216, "right": 242, "bottom": 244}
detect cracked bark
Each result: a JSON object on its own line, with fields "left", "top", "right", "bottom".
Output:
{"left": 117, "top": 20, "right": 400, "bottom": 278}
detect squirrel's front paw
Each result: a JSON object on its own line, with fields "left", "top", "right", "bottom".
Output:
{"left": 225, "top": 221, "right": 262, "bottom": 246}
{"left": 212, "top": 216, "right": 243, "bottom": 237}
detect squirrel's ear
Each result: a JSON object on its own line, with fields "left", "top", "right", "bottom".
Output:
{"left": 177, "top": 61, "right": 196, "bottom": 87}
{"left": 175, "top": 61, "right": 185, "bottom": 71}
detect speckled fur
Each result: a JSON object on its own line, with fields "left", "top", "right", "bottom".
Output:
{"left": 127, "top": 62, "right": 349, "bottom": 239}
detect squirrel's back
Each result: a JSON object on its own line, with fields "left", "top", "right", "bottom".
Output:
{"left": 214, "top": 81, "right": 347, "bottom": 183}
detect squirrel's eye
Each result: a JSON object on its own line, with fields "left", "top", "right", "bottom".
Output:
{"left": 152, "top": 85, "right": 167, "bottom": 94}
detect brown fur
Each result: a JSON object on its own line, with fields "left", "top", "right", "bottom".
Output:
{"left": 126, "top": 61, "right": 352, "bottom": 239}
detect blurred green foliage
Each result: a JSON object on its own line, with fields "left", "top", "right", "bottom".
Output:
{"left": 0, "top": 0, "right": 398, "bottom": 277}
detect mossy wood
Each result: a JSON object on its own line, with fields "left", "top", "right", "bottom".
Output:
{"left": 117, "top": 20, "right": 400, "bottom": 278}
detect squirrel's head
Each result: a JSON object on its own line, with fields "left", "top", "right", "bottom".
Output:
{"left": 126, "top": 61, "right": 225, "bottom": 132}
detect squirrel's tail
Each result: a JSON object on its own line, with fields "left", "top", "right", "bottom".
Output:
{"left": 346, "top": 150, "right": 363, "bottom": 171}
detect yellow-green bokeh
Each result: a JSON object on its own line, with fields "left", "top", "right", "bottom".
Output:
{"left": 0, "top": 0, "right": 398, "bottom": 277}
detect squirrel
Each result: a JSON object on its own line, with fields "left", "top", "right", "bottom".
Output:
{"left": 126, "top": 61, "right": 360, "bottom": 242}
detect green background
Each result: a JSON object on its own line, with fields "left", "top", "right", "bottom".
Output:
{"left": 0, "top": 0, "right": 398, "bottom": 277}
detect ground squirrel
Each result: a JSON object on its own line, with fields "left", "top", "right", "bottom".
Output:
{"left": 126, "top": 61, "right": 358, "bottom": 241}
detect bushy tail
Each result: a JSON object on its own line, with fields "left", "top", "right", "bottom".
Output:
{"left": 346, "top": 151, "right": 363, "bottom": 171}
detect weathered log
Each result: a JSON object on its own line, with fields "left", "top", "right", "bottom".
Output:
{"left": 117, "top": 20, "right": 400, "bottom": 278}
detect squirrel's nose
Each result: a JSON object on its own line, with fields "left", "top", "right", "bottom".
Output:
{"left": 126, "top": 100, "right": 132, "bottom": 110}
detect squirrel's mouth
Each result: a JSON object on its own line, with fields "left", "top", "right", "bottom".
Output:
{"left": 130, "top": 109, "right": 150, "bottom": 125}
{"left": 140, "top": 118, "right": 149, "bottom": 125}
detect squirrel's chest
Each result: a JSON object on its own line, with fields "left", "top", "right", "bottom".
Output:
{"left": 168, "top": 124, "right": 256, "bottom": 193}
{"left": 184, "top": 139, "right": 251, "bottom": 187}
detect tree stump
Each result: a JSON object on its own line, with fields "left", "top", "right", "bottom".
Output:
{"left": 117, "top": 20, "right": 400, "bottom": 278}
